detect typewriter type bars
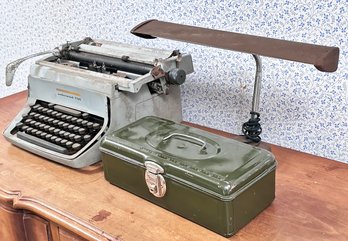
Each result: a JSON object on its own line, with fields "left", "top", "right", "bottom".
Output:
{"left": 4, "top": 38, "right": 193, "bottom": 168}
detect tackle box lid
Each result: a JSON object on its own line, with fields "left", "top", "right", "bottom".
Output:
{"left": 100, "top": 116, "right": 276, "bottom": 199}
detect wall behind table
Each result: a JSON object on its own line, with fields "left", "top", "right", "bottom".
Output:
{"left": 0, "top": 0, "right": 347, "bottom": 163}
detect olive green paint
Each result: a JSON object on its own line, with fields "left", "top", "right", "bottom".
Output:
{"left": 101, "top": 116, "right": 277, "bottom": 236}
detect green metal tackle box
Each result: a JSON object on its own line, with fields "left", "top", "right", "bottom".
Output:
{"left": 100, "top": 116, "right": 277, "bottom": 237}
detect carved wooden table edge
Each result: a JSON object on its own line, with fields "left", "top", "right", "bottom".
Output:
{"left": 0, "top": 187, "right": 117, "bottom": 241}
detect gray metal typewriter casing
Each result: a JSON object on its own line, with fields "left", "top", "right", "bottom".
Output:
{"left": 4, "top": 39, "right": 193, "bottom": 168}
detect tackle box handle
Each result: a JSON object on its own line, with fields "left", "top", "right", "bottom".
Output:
{"left": 162, "top": 133, "right": 207, "bottom": 153}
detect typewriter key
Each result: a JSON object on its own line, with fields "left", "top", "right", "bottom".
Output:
{"left": 45, "top": 134, "right": 52, "bottom": 140}
{"left": 48, "top": 103, "right": 55, "bottom": 108}
{"left": 66, "top": 141, "right": 73, "bottom": 148}
{"left": 60, "top": 139, "right": 68, "bottom": 146}
{"left": 74, "top": 135, "right": 82, "bottom": 142}
{"left": 78, "top": 128, "right": 86, "bottom": 135}
{"left": 36, "top": 130, "right": 42, "bottom": 136}
{"left": 58, "top": 121, "right": 65, "bottom": 127}
{"left": 92, "top": 123, "right": 100, "bottom": 130}
{"left": 37, "top": 106, "right": 44, "bottom": 112}
{"left": 68, "top": 124, "right": 75, "bottom": 131}
{"left": 69, "top": 133, "right": 76, "bottom": 140}
{"left": 73, "top": 126, "right": 80, "bottom": 132}
{"left": 72, "top": 143, "right": 81, "bottom": 151}
{"left": 53, "top": 129, "right": 60, "bottom": 135}
{"left": 32, "top": 104, "right": 41, "bottom": 111}
{"left": 71, "top": 117, "right": 78, "bottom": 123}
{"left": 82, "top": 113, "right": 89, "bottom": 119}
{"left": 16, "top": 122, "right": 24, "bottom": 129}
{"left": 55, "top": 137, "right": 62, "bottom": 144}
{"left": 22, "top": 125, "right": 29, "bottom": 132}
{"left": 87, "top": 122, "right": 93, "bottom": 128}
{"left": 26, "top": 127, "right": 33, "bottom": 133}
{"left": 83, "top": 134, "right": 91, "bottom": 142}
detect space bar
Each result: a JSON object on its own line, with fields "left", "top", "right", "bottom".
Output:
{"left": 17, "top": 131, "right": 68, "bottom": 154}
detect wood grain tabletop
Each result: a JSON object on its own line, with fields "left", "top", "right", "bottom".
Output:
{"left": 0, "top": 91, "right": 347, "bottom": 241}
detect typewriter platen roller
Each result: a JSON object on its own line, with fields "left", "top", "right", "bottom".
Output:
{"left": 4, "top": 37, "right": 194, "bottom": 168}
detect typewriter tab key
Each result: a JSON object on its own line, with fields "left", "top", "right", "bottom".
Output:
{"left": 48, "top": 103, "right": 55, "bottom": 108}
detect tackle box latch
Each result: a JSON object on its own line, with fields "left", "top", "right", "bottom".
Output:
{"left": 144, "top": 161, "right": 166, "bottom": 198}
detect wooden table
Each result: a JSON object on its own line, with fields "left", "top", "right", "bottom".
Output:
{"left": 0, "top": 91, "right": 347, "bottom": 241}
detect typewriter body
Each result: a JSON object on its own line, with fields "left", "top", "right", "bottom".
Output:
{"left": 4, "top": 38, "right": 193, "bottom": 168}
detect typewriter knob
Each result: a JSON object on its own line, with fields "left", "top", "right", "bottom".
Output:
{"left": 167, "top": 68, "right": 186, "bottom": 85}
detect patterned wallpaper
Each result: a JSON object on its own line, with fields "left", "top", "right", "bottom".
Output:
{"left": 0, "top": 0, "right": 347, "bottom": 163}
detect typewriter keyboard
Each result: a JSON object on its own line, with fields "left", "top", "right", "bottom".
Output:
{"left": 12, "top": 100, "right": 104, "bottom": 155}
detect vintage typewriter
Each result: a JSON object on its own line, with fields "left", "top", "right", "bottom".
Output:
{"left": 4, "top": 37, "right": 194, "bottom": 168}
